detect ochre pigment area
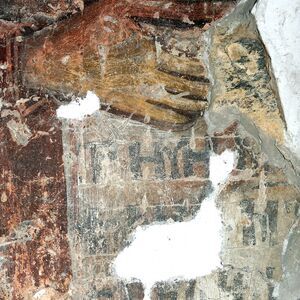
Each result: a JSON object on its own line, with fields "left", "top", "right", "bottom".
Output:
{"left": 22, "top": 0, "right": 236, "bottom": 128}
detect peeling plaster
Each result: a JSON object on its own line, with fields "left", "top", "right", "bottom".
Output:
{"left": 56, "top": 91, "right": 100, "bottom": 120}
{"left": 206, "top": 108, "right": 300, "bottom": 192}
{"left": 6, "top": 119, "right": 32, "bottom": 146}
{"left": 113, "top": 150, "right": 236, "bottom": 299}
{"left": 206, "top": 2, "right": 300, "bottom": 298}
{"left": 277, "top": 219, "right": 300, "bottom": 299}
{"left": 33, "top": 289, "right": 47, "bottom": 299}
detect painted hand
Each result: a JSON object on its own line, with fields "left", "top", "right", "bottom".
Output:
{"left": 23, "top": 0, "right": 235, "bottom": 128}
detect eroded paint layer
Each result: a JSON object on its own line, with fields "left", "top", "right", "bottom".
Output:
{"left": 62, "top": 111, "right": 300, "bottom": 299}
{"left": 22, "top": 0, "right": 236, "bottom": 128}
{"left": 1, "top": 0, "right": 300, "bottom": 298}
{"left": 209, "top": 5, "right": 286, "bottom": 143}
{"left": 62, "top": 112, "right": 210, "bottom": 298}
{"left": 0, "top": 101, "right": 72, "bottom": 299}
{"left": 114, "top": 150, "right": 236, "bottom": 300}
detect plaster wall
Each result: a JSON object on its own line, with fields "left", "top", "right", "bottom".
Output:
{"left": 253, "top": 0, "right": 300, "bottom": 157}
{"left": 1, "top": 0, "right": 300, "bottom": 299}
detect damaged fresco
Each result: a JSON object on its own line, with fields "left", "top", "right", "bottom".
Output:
{"left": 0, "top": 0, "right": 300, "bottom": 299}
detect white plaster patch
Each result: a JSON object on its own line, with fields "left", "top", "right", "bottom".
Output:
{"left": 33, "top": 289, "right": 47, "bottom": 299}
{"left": 282, "top": 220, "right": 299, "bottom": 258}
{"left": 56, "top": 91, "right": 100, "bottom": 120}
{"left": 113, "top": 150, "right": 236, "bottom": 299}
{"left": 61, "top": 55, "right": 70, "bottom": 65}
{"left": 6, "top": 119, "right": 32, "bottom": 146}
{"left": 33, "top": 287, "right": 60, "bottom": 300}
{"left": 253, "top": 0, "right": 300, "bottom": 157}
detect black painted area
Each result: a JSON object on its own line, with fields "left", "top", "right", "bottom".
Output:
{"left": 218, "top": 268, "right": 246, "bottom": 300}
{"left": 131, "top": 16, "right": 210, "bottom": 29}
{"left": 129, "top": 138, "right": 209, "bottom": 179}
{"left": 158, "top": 67, "right": 210, "bottom": 84}
{"left": 240, "top": 199, "right": 256, "bottom": 246}
{"left": 129, "top": 141, "right": 166, "bottom": 179}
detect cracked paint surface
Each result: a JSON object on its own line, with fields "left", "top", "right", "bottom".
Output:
{"left": 113, "top": 150, "right": 236, "bottom": 299}
{"left": 0, "top": 0, "right": 300, "bottom": 299}
{"left": 61, "top": 111, "right": 299, "bottom": 299}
